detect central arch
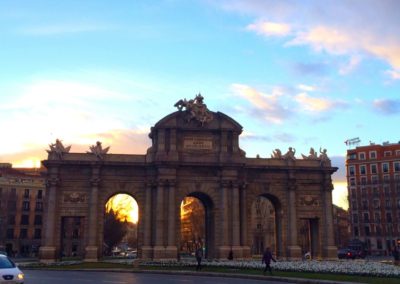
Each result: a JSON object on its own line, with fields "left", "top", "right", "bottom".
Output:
{"left": 179, "top": 192, "right": 215, "bottom": 259}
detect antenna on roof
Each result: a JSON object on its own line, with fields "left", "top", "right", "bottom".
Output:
{"left": 345, "top": 137, "right": 361, "bottom": 149}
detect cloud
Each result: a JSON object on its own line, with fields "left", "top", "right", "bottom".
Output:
{"left": 385, "top": 69, "right": 400, "bottom": 80}
{"left": 295, "top": 92, "right": 347, "bottom": 112}
{"left": 372, "top": 99, "right": 400, "bottom": 114}
{"left": 339, "top": 55, "right": 362, "bottom": 75}
{"left": 231, "top": 83, "right": 292, "bottom": 123}
{"left": 246, "top": 20, "right": 291, "bottom": 37}
{"left": 241, "top": 131, "right": 294, "bottom": 143}
{"left": 223, "top": 0, "right": 400, "bottom": 71}
{"left": 297, "top": 84, "right": 316, "bottom": 92}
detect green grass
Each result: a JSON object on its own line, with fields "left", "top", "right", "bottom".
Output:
{"left": 23, "top": 262, "right": 400, "bottom": 284}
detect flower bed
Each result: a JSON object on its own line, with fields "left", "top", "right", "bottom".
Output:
{"left": 139, "top": 259, "right": 400, "bottom": 277}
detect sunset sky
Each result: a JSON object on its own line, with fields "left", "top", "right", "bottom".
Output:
{"left": 1, "top": 1, "right": 400, "bottom": 210}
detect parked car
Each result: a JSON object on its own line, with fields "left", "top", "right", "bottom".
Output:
{"left": 337, "top": 248, "right": 360, "bottom": 259}
{"left": 0, "top": 254, "right": 24, "bottom": 283}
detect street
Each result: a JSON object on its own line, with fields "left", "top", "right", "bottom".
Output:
{"left": 23, "top": 270, "right": 294, "bottom": 284}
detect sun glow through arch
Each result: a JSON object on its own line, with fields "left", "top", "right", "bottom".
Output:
{"left": 105, "top": 193, "right": 139, "bottom": 224}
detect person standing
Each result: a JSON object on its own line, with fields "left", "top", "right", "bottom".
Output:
{"left": 262, "top": 247, "right": 276, "bottom": 275}
{"left": 195, "top": 247, "right": 203, "bottom": 271}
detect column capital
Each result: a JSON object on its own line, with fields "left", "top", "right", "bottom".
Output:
{"left": 46, "top": 177, "right": 59, "bottom": 187}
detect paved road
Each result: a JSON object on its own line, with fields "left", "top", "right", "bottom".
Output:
{"left": 23, "top": 270, "right": 294, "bottom": 284}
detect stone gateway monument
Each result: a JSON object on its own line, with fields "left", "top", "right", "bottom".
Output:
{"left": 39, "top": 95, "right": 338, "bottom": 262}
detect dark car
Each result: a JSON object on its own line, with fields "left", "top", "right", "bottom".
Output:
{"left": 337, "top": 248, "right": 358, "bottom": 259}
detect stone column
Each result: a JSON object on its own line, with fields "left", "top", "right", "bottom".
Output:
{"left": 287, "top": 177, "right": 302, "bottom": 259}
{"left": 166, "top": 180, "right": 177, "bottom": 259}
{"left": 323, "top": 178, "right": 337, "bottom": 258}
{"left": 153, "top": 181, "right": 165, "bottom": 259}
{"left": 240, "top": 185, "right": 251, "bottom": 257}
{"left": 218, "top": 181, "right": 230, "bottom": 258}
{"left": 85, "top": 166, "right": 100, "bottom": 261}
{"left": 39, "top": 171, "right": 59, "bottom": 263}
{"left": 142, "top": 182, "right": 153, "bottom": 259}
{"left": 231, "top": 182, "right": 242, "bottom": 258}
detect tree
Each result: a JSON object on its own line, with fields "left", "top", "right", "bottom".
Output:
{"left": 103, "top": 209, "right": 127, "bottom": 255}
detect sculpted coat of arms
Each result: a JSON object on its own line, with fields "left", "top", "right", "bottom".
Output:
{"left": 174, "top": 94, "right": 213, "bottom": 126}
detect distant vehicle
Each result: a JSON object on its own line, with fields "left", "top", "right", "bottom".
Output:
{"left": 126, "top": 250, "right": 137, "bottom": 259}
{"left": 0, "top": 254, "right": 24, "bottom": 283}
{"left": 337, "top": 248, "right": 365, "bottom": 259}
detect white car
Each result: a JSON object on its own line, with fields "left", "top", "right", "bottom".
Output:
{"left": 0, "top": 254, "right": 24, "bottom": 284}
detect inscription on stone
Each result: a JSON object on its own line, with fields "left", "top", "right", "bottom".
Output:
{"left": 184, "top": 136, "right": 213, "bottom": 150}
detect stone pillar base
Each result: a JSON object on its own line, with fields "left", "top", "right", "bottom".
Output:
{"left": 165, "top": 246, "right": 178, "bottom": 260}
{"left": 39, "top": 246, "right": 57, "bottom": 263}
{"left": 324, "top": 246, "right": 338, "bottom": 259}
{"left": 231, "top": 246, "right": 242, "bottom": 259}
{"left": 153, "top": 246, "right": 166, "bottom": 259}
{"left": 84, "top": 246, "right": 99, "bottom": 262}
{"left": 141, "top": 246, "right": 153, "bottom": 260}
{"left": 241, "top": 246, "right": 251, "bottom": 258}
{"left": 217, "top": 246, "right": 231, "bottom": 259}
{"left": 287, "top": 245, "right": 302, "bottom": 260}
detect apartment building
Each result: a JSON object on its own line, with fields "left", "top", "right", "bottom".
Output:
{"left": 346, "top": 142, "right": 400, "bottom": 255}
{"left": 0, "top": 163, "right": 45, "bottom": 257}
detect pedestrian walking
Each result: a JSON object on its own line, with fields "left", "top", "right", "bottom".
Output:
{"left": 262, "top": 247, "right": 276, "bottom": 275}
{"left": 195, "top": 247, "right": 203, "bottom": 271}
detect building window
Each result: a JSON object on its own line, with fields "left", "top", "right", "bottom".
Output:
{"left": 376, "top": 226, "right": 382, "bottom": 236}
{"left": 22, "top": 201, "right": 30, "bottom": 211}
{"left": 384, "top": 151, "right": 392, "bottom": 157}
{"left": 369, "top": 151, "right": 377, "bottom": 159}
{"left": 385, "top": 199, "right": 391, "bottom": 208}
{"left": 363, "top": 212, "right": 369, "bottom": 223}
{"left": 349, "top": 166, "right": 355, "bottom": 176}
{"left": 360, "top": 165, "right": 366, "bottom": 175}
{"left": 359, "top": 152, "right": 366, "bottom": 160}
{"left": 20, "top": 229, "right": 28, "bottom": 239}
{"left": 354, "top": 226, "right": 359, "bottom": 237}
{"left": 371, "top": 175, "right": 378, "bottom": 184}
{"left": 377, "top": 239, "right": 382, "bottom": 249}
{"left": 374, "top": 212, "right": 381, "bottom": 222}
{"left": 24, "top": 189, "right": 30, "bottom": 198}
{"left": 34, "top": 229, "right": 41, "bottom": 239}
{"left": 386, "top": 224, "right": 393, "bottom": 234}
{"left": 383, "top": 175, "right": 390, "bottom": 183}
{"left": 373, "top": 199, "right": 380, "bottom": 209}
{"left": 350, "top": 178, "right": 356, "bottom": 186}
{"left": 20, "top": 215, "right": 29, "bottom": 225}
{"left": 35, "top": 202, "right": 43, "bottom": 211}
{"left": 382, "top": 163, "right": 389, "bottom": 173}
{"left": 397, "top": 199, "right": 400, "bottom": 209}
{"left": 348, "top": 153, "right": 357, "bottom": 160}
{"left": 351, "top": 200, "right": 357, "bottom": 209}
{"left": 371, "top": 164, "right": 377, "bottom": 174}
{"left": 396, "top": 150, "right": 400, "bottom": 156}
{"left": 394, "top": 162, "right": 400, "bottom": 172}
{"left": 386, "top": 213, "right": 392, "bottom": 223}
{"left": 6, "top": 229, "right": 14, "bottom": 239}
{"left": 373, "top": 187, "right": 379, "bottom": 197}
{"left": 37, "top": 190, "right": 43, "bottom": 199}
{"left": 361, "top": 177, "right": 367, "bottom": 185}
{"left": 362, "top": 200, "right": 368, "bottom": 210}
{"left": 353, "top": 214, "right": 358, "bottom": 223}
{"left": 7, "top": 215, "right": 15, "bottom": 225}
{"left": 34, "top": 215, "right": 42, "bottom": 225}
{"left": 365, "top": 226, "right": 370, "bottom": 236}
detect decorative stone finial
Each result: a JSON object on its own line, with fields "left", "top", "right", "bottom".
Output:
{"left": 46, "top": 139, "right": 71, "bottom": 159}
{"left": 87, "top": 141, "right": 110, "bottom": 160}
